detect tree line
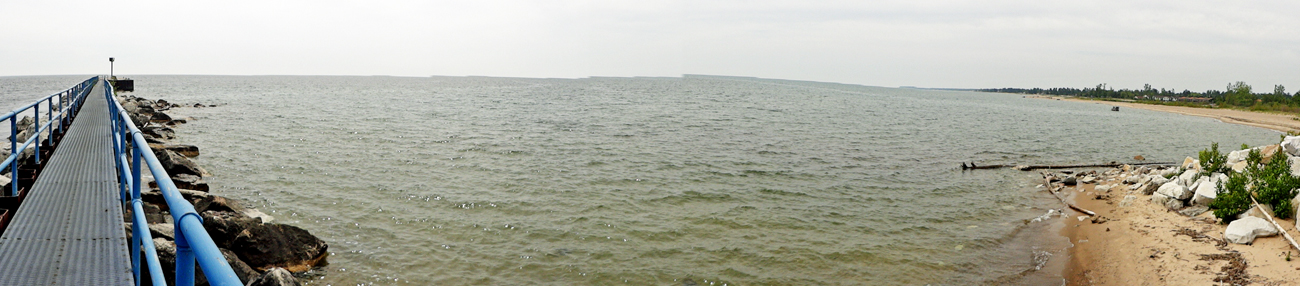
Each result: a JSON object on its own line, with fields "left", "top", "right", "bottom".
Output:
{"left": 979, "top": 82, "right": 1300, "bottom": 111}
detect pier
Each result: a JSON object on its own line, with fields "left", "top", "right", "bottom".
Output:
{"left": 0, "top": 77, "right": 241, "bottom": 285}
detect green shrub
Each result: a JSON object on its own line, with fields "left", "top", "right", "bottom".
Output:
{"left": 1199, "top": 142, "right": 1227, "bottom": 175}
{"left": 1250, "top": 154, "right": 1300, "bottom": 219}
{"left": 1211, "top": 172, "right": 1252, "bottom": 223}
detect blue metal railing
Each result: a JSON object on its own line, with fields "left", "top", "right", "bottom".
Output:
{"left": 0, "top": 77, "right": 93, "bottom": 196}
{"left": 105, "top": 79, "right": 243, "bottom": 286}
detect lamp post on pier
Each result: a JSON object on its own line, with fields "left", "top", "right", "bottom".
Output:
{"left": 108, "top": 57, "right": 115, "bottom": 79}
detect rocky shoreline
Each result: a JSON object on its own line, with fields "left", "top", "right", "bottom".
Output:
{"left": 1054, "top": 140, "right": 1300, "bottom": 284}
{"left": 118, "top": 95, "right": 327, "bottom": 286}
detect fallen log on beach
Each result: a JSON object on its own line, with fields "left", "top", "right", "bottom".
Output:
{"left": 1041, "top": 173, "right": 1097, "bottom": 216}
{"left": 961, "top": 161, "right": 1174, "bottom": 171}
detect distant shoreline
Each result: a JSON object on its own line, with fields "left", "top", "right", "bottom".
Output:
{"left": 1027, "top": 95, "right": 1300, "bottom": 133}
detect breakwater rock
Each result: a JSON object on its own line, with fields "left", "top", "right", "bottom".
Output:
{"left": 118, "top": 95, "right": 322, "bottom": 285}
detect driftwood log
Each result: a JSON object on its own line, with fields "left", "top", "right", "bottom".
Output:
{"left": 962, "top": 161, "right": 1174, "bottom": 171}
{"left": 1040, "top": 172, "right": 1097, "bottom": 216}
{"left": 1249, "top": 197, "right": 1300, "bottom": 253}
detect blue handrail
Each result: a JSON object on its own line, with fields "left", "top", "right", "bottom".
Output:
{"left": 0, "top": 77, "right": 93, "bottom": 196}
{"left": 105, "top": 79, "right": 243, "bottom": 286}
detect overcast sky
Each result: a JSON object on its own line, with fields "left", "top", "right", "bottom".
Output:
{"left": 2, "top": 0, "right": 1297, "bottom": 91}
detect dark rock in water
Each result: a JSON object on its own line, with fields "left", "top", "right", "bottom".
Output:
{"left": 246, "top": 268, "right": 301, "bottom": 286}
{"left": 202, "top": 210, "right": 261, "bottom": 249}
{"left": 150, "top": 143, "right": 200, "bottom": 158}
{"left": 231, "top": 223, "right": 329, "bottom": 272}
{"left": 196, "top": 195, "right": 245, "bottom": 213}
{"left": 194, "top": 103, "right": 205, "bottom": 108}
{"left": 165, "top": 119, "right": 188, "bottom": 126}
{"left": 154, "top": 149, "right": 207, "bottom": 177}
{"left": 170, "top": 173, "right": 209, "bottom": 191}
{"left": 150, "top": 112, "right": 172, "bottom": 123}
{"left": 141, "top": 126, "right": 175, "bottom": 140}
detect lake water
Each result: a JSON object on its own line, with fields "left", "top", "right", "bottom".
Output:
{"left": 0, "top": 75, "right": 1280, "bottom": 285}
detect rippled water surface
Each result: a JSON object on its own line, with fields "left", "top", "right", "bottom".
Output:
{"left": 0, "top": 75, "right": 1281, "bottom": 285}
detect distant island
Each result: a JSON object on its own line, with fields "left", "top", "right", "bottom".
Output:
{"left": 978, "top": 82, "right": 1300, "bottom": 113}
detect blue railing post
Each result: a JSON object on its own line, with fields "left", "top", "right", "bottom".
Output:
{"left": 45, "top": 98, "right": 51, "bottom": 147}
{"left": 175, "top": 229, "right": 195, "bottom": 286}
{"left": 33, "top": 106, "right": 39, "bottom": 164}
{"left": 8, "top": 116, "right": 14, "bottom": 197}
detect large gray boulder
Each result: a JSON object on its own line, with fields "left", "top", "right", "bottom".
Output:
{"left": 1227, "top": 148, "right": 1253, "bottom": 165}
{"left": 1156, "top": 181, "right": 1192, "bottom": 200}
{"left": 1290, "top": 156, "right": 1300, "bottom": 177}
{"left": 1177, "top": 169, "right": 1199, "bottom": 187}
{"left": 1239, "top": 204, "right": 1275, "bottom": 221}
{"left": 1151, "top": 192, "right": 1173, "bottom": 206}
{"left": 1191, "top": 179, "right": 1218, "bottom": 206}
{"left": 1139, "top": 176, "right": 1169, "bottom": 195}
{"left": 1224, "top": 216, "right": 1278, "bottom": 244}
{"left": 1283, "top": 136, "right": 1300, "bottom": 156}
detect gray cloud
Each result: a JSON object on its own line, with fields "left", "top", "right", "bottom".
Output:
{"left": 2, "top": 0, "right": 1295, "bottom": 91}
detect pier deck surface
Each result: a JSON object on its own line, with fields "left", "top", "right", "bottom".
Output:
{"left": 0, "top": 80, "right": 132, "bottom": 285}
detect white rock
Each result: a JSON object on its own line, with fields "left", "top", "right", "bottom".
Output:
{"left": 1177, "top": 169, "right": 1199, "bottom": 187}
{"left": 1119, "top": 195, "right": 1138, "bottom": 207}
{"left": 1156, "top": 181, "right": 1192, "bottom": 200}
{"left": 1227, "top": 148, "right": 1252, "bottom": 165}
{"left": 1160, "top": 167, "right": 1180, "bottom": 177}
{"left": 1080, "top": 175, "right": 1097, "bottom": 184}
{"left": 1289, "top": 156, "right": 1300, "bottom": 177}
{"left": 1139, "top": 176, "right": 1168, "bottom": 195}
{"left": 1182, "top": 157, "right": 1197, "bottom": 169}
{"left": 1164, "top": 198, "right": 1184, "bottom": 210}
{"left": 1231, "top": 161, "right": 1248, "bottom": 173}
{"left": 1151, "top": 192, "right": 1173, "bottom": 206}
{"left": 1294, "top": 193, "right": 1300, "bottom": 230}
{"left": 1224, "top": 216, "right": 1279, "bottom": 244}
{"left": 1191, "top": 179, "right": 1218, "bottom": 206}
{"left": 1283, "top": 136, "right": 1300, "bottom": 156}
{"left": 1239, "top": 204, "right": 1275, "bottom": 221}
{"left": 1095, "top": 184, "right": 1112, "bottom": 193}
{"left": 1124, "top": 175, "right": 1141, "bottom": 184}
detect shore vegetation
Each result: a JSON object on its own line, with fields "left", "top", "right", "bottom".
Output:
{"left": 981, "top": 82, "right": 1300, "bottom": 114}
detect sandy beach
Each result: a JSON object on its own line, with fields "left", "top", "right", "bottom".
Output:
{"left": 1035, "top": 97, "right": 1300, "bottom": 285}
{"left": 1037, "top": 96, "right": 1300, "bottom": 134}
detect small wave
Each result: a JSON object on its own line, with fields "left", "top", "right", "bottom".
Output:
{"left": 1029, "top": 209, "right": 1065, "bottom": 223}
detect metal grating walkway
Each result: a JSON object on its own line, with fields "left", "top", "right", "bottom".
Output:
{"left": 0, "top": 80, "right": 132, "bottom": 285}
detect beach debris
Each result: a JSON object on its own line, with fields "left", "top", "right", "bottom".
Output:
{"left": 1247, "top": 197, "right": 1300, "bottom": 254}
{"left": 1223, "top": 216, "right": 1277, "bottom": 244}
{"left": 1199, "top": 252, "right": 1248, "bottom": 285}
